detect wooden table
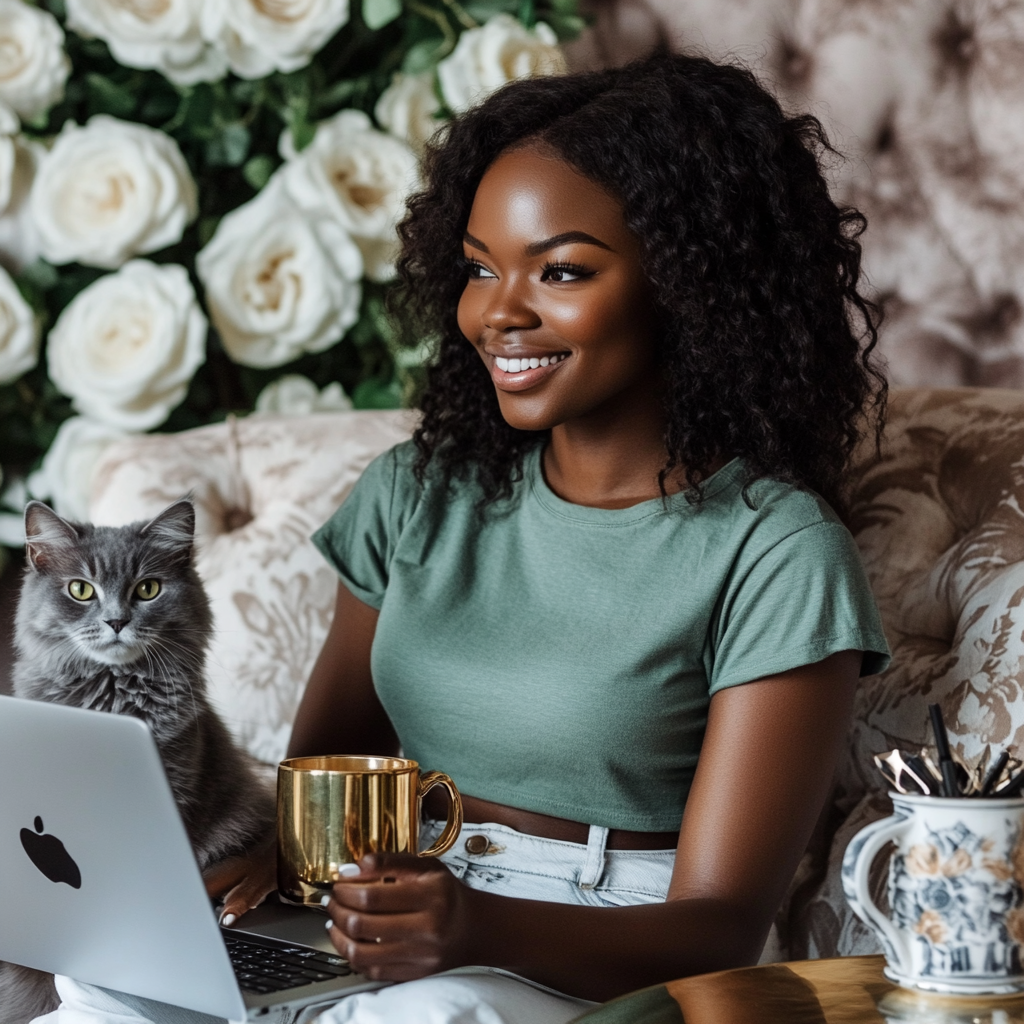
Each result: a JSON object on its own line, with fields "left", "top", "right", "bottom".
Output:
{"left": 571, "top": 955, "right": 1024, "bottom": 1023}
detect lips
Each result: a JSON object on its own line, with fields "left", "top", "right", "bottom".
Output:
{"left": 488, "top": 352, "right": 570, "bottom": 392}
{"left": 487, "top": 354, "right": 569, "bottom": 389}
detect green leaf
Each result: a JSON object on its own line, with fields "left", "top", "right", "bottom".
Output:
{"left": 352, "top": 377, "right": 402, "bottom": 409}
{"left": 86, "top": 73, "right": 136, "bottom": 118}
{"left": 242, "top": 154, "right": 276, "bottom": 190}
{"left": 363, "top": 0, "right": 402, "bottom": 29}
{"left": 18, "top": 260, "right": 59, "bottom": 293}
{"left": 402, "top": 38, "right": 445, "bottom": 74}
{"left": 518, "top": 0, "right": 536, "bottom": 27}
{"left": 198, "top": 216, "right": 222, "bottom": 247}
{"left": 181, "top": 83, "right": 215, "bottom": 132}
{"left": 288, "top": 115, "right": 317, "bottom": 153}
{"left": 465, "top": 0, "right": 517, "bottom": 18}
{"left": 206, "top": 123, "right": 251, "bottom": 167}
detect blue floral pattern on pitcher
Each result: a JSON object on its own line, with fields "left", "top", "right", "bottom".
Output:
{"left": 890, "top": 821, "right": 1024, "bottom": 977}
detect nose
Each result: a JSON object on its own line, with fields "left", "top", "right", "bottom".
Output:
{"left": 105, "top": 618, "right": 129, "bottom": 635}
{"left": 483, "top": 277, "right": 541, "bottom": 333}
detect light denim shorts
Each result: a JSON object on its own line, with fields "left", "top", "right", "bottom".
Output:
{"left": 39, "top": 821, "right": 676, "bottom": 1024}
{"left": 424, "top": 818, "right": 675, "bottom": 908}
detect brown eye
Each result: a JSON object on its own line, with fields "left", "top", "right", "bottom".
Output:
{"left": 135, "top": 579, "right": 161, "bottom": 600}
{"left": 68, "top": 580, "right": 94, "bottom": 601}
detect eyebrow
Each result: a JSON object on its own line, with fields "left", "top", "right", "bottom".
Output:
{"left": 462, "top": 231, "right": 614, "bottom": 257}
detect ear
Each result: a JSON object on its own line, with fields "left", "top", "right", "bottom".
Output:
{"left": 24, "top": 501, "right": 81, "bottom": 572}
{"left": 140, "top": 498, "right": 195, "bottom": 551}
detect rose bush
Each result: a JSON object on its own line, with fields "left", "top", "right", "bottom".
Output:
{"left": 0, "top": 261, "right": 36, "bottom": 384}
{"left": 375, "top": 71, "right": 441, "bottom": 151}
{"left": 28, "top": 415, "right": 127, "bottom": 521}
{"left": 202, "top": 0, "right": 352, "bottom": 79}
{"left": 255, "top": 373, "right": 352, "bottom": 414}
{"left": 46, "top": 259, "right": 207, "bottom": 429}
{"left": 0, "top": 0, "right": 70, "bottom": 123}
{"left": 29, "top": 115, "right": 197, "bottom": 269}
{"left": 197, "top": 176, "right": 363, "bottom": 367}
{"left": 0, "top": 0, "right": 581, "bottom": 561}
{"left": 281, "top": 108, "right": 419, "bottom": 281}
{"left": 438, "top": 13, "right": 566, "bottom": 113}
{"left": 66, "top": 0, "right": 225, "bottom": 87}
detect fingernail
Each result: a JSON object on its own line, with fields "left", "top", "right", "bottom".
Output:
{"left": 221, "top": 913, "right": 236, "bottom": 927}
{"left": 320, "top": 895, "right": 331, "bottom": 907}
{"left": 337, "top": 863, "right": 360, "bottom": 877}
{"left": 325, "top": 918, "right": 333, "bottom": 931}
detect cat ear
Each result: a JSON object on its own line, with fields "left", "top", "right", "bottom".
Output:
{"left": 141, "top": 499, "right": 195, "bottom": 551}
{"left": 24, "top": 501, "right": 81, "bottom": 571}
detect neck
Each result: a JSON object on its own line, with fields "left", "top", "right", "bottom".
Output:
{"left": 543, "top": 377, "right": 682, "bottom": 510}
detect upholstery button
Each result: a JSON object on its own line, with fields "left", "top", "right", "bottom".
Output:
{"left": 464, "top": 834, "right": 490, "bottom": 855}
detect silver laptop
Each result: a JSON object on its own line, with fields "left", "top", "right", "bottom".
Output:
{"left": 0, "top": 694, "right": 385, "bottom": 1020}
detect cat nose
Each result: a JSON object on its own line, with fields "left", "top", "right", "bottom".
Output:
{"left": 105, "top": 618, "right": 129, "bottom": 634}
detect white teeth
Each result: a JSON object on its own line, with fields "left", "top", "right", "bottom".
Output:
{"left": 495, "top": 353, "right": 567, "bottom": 372}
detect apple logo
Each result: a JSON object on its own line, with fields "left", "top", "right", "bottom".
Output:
{"left": 20, "top": 816, "right": 82, "bottom": 889}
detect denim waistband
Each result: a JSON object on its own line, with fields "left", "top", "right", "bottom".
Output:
{"left": 422, "top": 819, "right": 675, "bottom": 909}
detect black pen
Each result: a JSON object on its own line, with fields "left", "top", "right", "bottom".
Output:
{"left": 929, "top": 703, "right": 960, "bottom": 798}
{"left": 981, "top": 750, "right": 1010, "bottom": 797}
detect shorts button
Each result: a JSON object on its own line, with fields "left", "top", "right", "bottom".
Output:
{"left": 464, "top": 834, "right": 490, "bottom": 855}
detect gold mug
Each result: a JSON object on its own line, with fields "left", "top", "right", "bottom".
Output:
{"left": 277, "top": 755, "right": 463, "bottom": 906}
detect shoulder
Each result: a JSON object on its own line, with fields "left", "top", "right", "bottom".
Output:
{"left": 706, "top": 461, "right": 846, "bottom": 551}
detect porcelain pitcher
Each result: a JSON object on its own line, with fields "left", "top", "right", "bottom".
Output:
{"left": 842, "top": 794, "right": 1024, "bottom": 994}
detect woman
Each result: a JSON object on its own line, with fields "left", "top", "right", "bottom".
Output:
{"left": 44, "top": 52, "right": 889, "bottom": 1024}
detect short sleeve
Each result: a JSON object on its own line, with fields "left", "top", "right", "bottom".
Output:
{"left": 311, "top": 445, "right": 410, "bottom": 609}
{"left": 706, "top": 521, "right": 890, "bottom": 693}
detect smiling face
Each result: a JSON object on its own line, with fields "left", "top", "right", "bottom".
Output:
{"left": 457, "top": 145, "right": 659, "bottom": 433}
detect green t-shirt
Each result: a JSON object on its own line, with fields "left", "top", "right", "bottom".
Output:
{"left": 312, "top": 442, "right": 890, "bottom": 832}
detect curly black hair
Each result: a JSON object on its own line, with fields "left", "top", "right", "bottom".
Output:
{"left": 395, "top": 52, "right": 886, "bottom": 515}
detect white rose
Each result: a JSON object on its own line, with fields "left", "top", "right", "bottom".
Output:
{"left": 28, "top": 417, "right": 128, "bottom": 522}
{"left": 196, "top": 175, "right": 362, "bottom": 369}
{"left": 438, "top": 14, "right": 566, "bottom": 113}
{"left": 375, "top": 72, "right": 442, "bottom": 151}
{"left": 47, "top": 260, "right": 207, "bottom": 431}
{"left": 66, "top": 0, "right": 226, "bottom": 87}
{"left": 0, "top": 133, "right": 43, "bottom": 269}
{"left": 255, "top": 374, "right": 352, "bottom": 415}
{"left": 0, "top": 0, "right": 70, "bottom": 121}
{"left": 0, "top": 132, "right": 14, "bottom": 214}
{"left": 201, "top": 0, "right": 349, "bottom": 80}
{"left": 0, "top": 261, "right": 37, "bottom": 384}
{"left": 29, "top": 116, "right": 198, "bottom": 269}
{"left": 281, "top": 109, "right": 419, "bottom": 282}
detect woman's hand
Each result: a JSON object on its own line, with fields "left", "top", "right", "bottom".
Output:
{"left": 323, "top": 853, "right": 473, "bottom": 981}
{"left": 204, "top": 833, "right": 278, "bottom": 925}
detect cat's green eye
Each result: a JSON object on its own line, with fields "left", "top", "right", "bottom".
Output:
{"left": 135, "top": 579, "right": 161, "bottom": 600}
{"left": 68, "top": 580, "right": 94, "bottom": 601}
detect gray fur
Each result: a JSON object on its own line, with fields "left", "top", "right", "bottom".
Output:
{"left": 2, "top": 499, "right": 275, "bottom": 1024}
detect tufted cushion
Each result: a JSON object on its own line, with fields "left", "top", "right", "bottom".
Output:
{"left": 791, "top": 387, "right": 1024, "bottom": 958}
{"left": 89, "top": 410, "right": 414, "bottom": 763}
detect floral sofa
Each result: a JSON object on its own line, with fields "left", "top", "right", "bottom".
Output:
{"left": 86, "top": 387, "right": 1024, "bottom": 961}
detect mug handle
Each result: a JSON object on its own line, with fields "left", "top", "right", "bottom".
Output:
{"left": 418, "top": 771, "right": 464, "bottom": 857}
{"left": 840, "top": 809, "right": 913, "bottom": 976}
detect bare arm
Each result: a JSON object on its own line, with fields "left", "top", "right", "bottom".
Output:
{"left": 287, "top": 582, "right": 397, "bottom": 759}
{"left": 326, "top": 649, "right": 860, "bottom": 1000}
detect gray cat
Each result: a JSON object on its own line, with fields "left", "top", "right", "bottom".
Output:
{"left": 0, "top": 499, "right": 276, "bottom": 1024}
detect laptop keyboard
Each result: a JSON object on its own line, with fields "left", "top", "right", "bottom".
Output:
{"left": 223, "top": 934, "right": 353, "bottom": 994}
